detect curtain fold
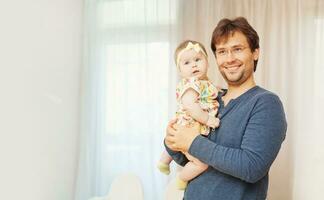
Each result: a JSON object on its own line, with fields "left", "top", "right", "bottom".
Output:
{"left": 76, "top": 0, "right": 324, "bottom": 199}
{"left": 75, "top": 1, "right": 182, "bottom": 200}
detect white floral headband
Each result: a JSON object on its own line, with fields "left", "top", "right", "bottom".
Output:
{"left": 176, "top": 42, "right": 208, "bottom": 67}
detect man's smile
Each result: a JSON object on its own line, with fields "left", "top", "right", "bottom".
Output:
{"left": 224, "top": 64, "right": 242, "bottom": 73}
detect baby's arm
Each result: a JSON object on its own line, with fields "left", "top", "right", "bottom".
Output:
{"left": 181, "top": 88, "right": 219, "bottom": 128}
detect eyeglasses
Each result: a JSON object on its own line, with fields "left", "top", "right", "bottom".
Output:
{"left": 215, "top": 46, "right": 248, "bottom": 58}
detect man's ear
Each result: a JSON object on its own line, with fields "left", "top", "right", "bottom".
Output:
{"left": 253, "top": 48, "right": 260, "bottom": 61}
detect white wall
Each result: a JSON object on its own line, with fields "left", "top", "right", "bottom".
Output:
{"left": 0, "top": 1, "right": 82, "bottom": 199}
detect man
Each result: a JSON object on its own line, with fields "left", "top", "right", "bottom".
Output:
{"left": 164, "top": 17, "right": 287, "bottom": 200}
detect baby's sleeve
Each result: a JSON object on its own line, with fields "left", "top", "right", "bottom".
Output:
{"left": 176, "top": 78, "right": 201, "bottom": 101}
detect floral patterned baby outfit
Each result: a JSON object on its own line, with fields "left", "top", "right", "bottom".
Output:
{"left": 175, "top": 77, "right": 219, "bottom": 135}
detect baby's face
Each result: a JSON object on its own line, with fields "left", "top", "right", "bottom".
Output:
{"left": 178, "top": 49, "right": 208, "bottom": 79}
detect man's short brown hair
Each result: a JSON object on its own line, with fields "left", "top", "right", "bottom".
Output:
{"left": 210, "top": 17, "right": 260, "bottom": 71}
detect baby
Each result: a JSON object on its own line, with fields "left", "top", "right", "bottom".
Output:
{"left": 158, "top": 40, "right": 220, "bottom": 189}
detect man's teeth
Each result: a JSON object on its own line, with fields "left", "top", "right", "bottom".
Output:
{"left": 226, "top": 65, "right": 239, "bottom": 69}
{"left": 226, "top": 65, "right": 240, "bottom": 70}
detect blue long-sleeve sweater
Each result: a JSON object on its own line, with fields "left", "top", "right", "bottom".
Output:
{"left": 165, "top": 86, "right": 287, "bottom": 200}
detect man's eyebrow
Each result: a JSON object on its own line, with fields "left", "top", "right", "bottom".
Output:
{"left": 232, "top": 44, "right": 245, "bottom": 48}
{"left": 217, "top": 44, "right": 244, "bottom": 49}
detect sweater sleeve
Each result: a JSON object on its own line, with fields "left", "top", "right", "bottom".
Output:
{"left": 188, "top": 94, "right": 287, "bottom": 183}
{"left": 164, "top": 140, "right": 189, "bottom": 167}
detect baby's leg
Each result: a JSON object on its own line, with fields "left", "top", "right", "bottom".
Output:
{"left": 159, "top": 150, "right": 173, "bottom": 164}
{"left": 179, "top": 154, "right": 208, "bottom": 181}
{"left": 157, "top": 150, "right": 173, "bottom": 175}
{"left": 176, "top": 153, "right": 208, "bottom": 190}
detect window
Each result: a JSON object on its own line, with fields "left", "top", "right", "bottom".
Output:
{"left": 96, "top": 0, "right": 179, "bottom": 199}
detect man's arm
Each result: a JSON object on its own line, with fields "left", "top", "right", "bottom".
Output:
{"left": 189, "top": 94, "right": 287, "bottom": 183}
{"left": 164, "top": 140, "right": 188, "bottom": 167}
{"left": 164, "top": 121, "right": 189, "bottom": 167}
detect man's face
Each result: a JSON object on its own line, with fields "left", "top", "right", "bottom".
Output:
{"left": 214, "top": 31, "right": 259, "bottom": 86}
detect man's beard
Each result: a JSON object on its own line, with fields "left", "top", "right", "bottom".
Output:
{"left": 221, "top": 69, "right": 245, "bottom": 85}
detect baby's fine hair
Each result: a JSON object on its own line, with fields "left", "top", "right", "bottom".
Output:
{"left": 174, "top": 40, "right": 208, "bottom": 66}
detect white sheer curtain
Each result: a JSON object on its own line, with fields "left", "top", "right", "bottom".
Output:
{"left": 76, "top": 0, "right": 324, "bottom": 199}
{"left": 75, "top": 0, "right": 182, "bottom": 200}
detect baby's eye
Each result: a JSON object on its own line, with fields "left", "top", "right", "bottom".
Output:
{"left": 195, "top": 58, "right": 201, "bottom": 62}
{"left": 184, "top": 61, "right": 190, "bottom": 65}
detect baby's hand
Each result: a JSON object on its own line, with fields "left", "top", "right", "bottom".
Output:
{"left": 207, "top": 116, "right": 220, "bottom": 128}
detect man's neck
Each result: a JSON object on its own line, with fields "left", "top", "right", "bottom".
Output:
{"left": 223, "top": 76, "right": 256, "bottom": 105}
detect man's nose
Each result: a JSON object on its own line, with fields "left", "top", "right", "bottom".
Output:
{"left": 225, "top": 51, "right": 236, "bottom": 62}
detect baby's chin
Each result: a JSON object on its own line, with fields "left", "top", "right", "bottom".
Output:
{"left": 193, "top": 73, "right": 208, "bottom": 80}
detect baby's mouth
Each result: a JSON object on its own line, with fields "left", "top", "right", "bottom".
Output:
{"left": 193, "top": 70, "right": 200, "bottom": 74}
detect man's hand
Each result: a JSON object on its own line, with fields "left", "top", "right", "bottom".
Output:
{"left": 165, "top": 120, "right": 201, "bottom": 152}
